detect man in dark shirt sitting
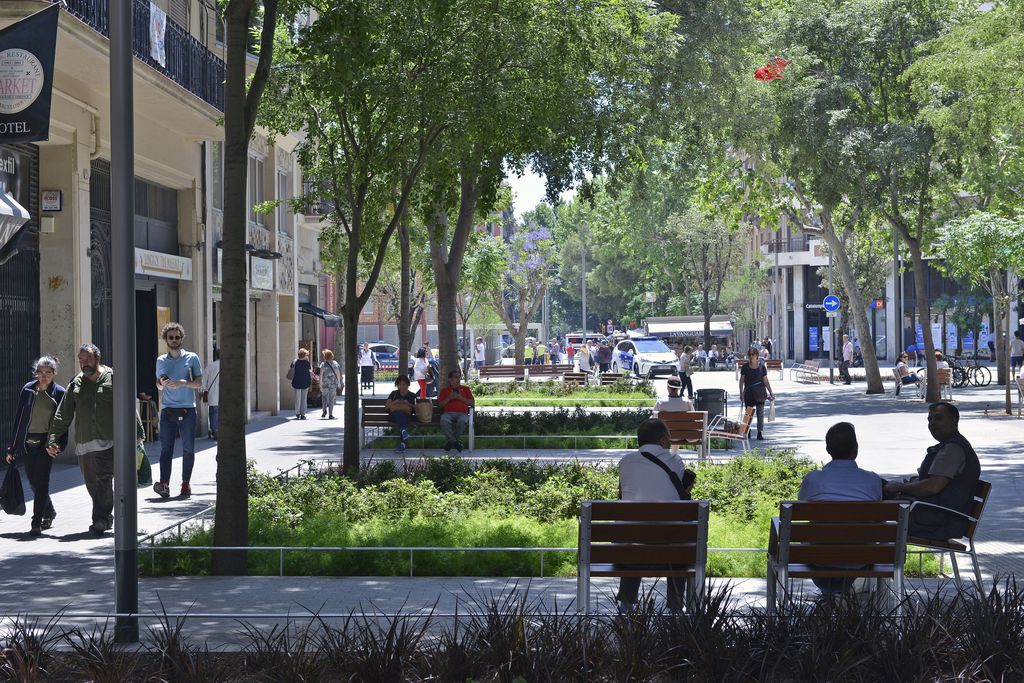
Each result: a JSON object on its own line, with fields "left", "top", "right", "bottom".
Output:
{"left": 883, "top": 402, "right": 980, "bottom": 540}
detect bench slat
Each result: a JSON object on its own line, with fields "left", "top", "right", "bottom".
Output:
{"left": 786, "top": 502, "right": 902, "bottom": 522}
{"left": 590, "top": 564, "right": 698, "bottom": 578}
{"left": 590, "top": 522, "right": 699, "bottom": 544}
{"left": 789, "top": 524, "right": 898, "bottom": 543}
{"left": 589, "top": 501, "right": 702, "bottom": 522}
{"left": 590, "top": 544, "right": 698, "bottom": 565}
{"left": 788, "top": 545, "right": 899, "bottom": 565}
{"left": 785, "top": 563, "right": 896, "bottom": 579}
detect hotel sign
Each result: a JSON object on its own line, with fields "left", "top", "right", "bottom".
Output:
{"left": 0, "top": 6, "right": 58, "bottom": 143}
{"left": 135, "top": 248, "right": 192, "bottom": 281}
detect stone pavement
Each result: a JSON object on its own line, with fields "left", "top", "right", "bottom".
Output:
{"left": 0, "top": 366, "right": 1021, "bottom": 639}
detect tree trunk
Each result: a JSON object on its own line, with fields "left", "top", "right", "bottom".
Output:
{"left": 341, "top": 306, "right": 361, "bottom": 473}
{"left": 990, "top": 269, "right": 1006, "bottom": 387}
{"left": 908, "top": 244, "right": 939, "bottom": 402}
{"left": 818, "top": 219, "right": 884, "bottom": 393}
{"left": 702, "top": 289, "right": 712, "bottom": 351}
{"left": 213, "top": 0, "right": 277, "bottom": 576}
{"left": 397, "top": 222, "right": 412, "bottom": 375}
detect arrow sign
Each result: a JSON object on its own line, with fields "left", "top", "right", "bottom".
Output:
{"left": 823, "top": 294, "right": 841, "bottom": 312}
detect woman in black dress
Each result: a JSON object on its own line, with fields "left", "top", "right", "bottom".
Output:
{"left": 738, "top": 347, "right": 774, "bottom": 440}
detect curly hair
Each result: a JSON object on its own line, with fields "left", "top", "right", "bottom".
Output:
{"left": 161, "top": 322, "right": 186, "bottom": 341}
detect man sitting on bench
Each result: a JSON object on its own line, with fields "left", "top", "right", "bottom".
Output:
{"left": 385, "top": 375, "right": 417, "bottom": 453}
{"left": 616, "top": 418, "right": 697, "bottom": 613}
{"left": 438, "top": 370, "right": 475, "bottom": 454}
{"left": 883, "top": 402, "right": 980, "bottom": 541}
{"left": 797, "top": 422, "right": 884, "bottom": 594}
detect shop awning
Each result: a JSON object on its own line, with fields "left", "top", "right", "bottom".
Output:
{"left": 299, "top": 302, "right": 341, "bottom": 327}
{"left": 646, "top": 320, "right": 734, "bottom": 337}
{"left": 0, "top": 192, "right": 30, "bottom": 266}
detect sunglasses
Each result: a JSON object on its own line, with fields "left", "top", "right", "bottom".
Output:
{"left": 165, "top": 335, "right": 182, "bottom": 341}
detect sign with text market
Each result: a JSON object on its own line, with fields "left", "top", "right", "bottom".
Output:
{"left": 0, "top": 5, "right": 58, "bottom": 143}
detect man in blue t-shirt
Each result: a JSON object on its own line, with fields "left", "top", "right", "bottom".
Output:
{"left": 154, "top": 322, "right": 203, "bottom": 499}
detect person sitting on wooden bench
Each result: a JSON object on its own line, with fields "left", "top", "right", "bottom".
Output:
{"left": 797, "top": 421, "right": 884, "bottom": 595}
{"left": 385, "top": 375, "right": 417, "bottom": 453}
{"left": 616, "top": 418, "right": 697, "bottom": 613}
{"left": 654, "top": 377, "right": 694, "bottom": 454}
{"left": 894, "top": 352, "right": 921, "bottom": 396}
{"left": 438, "top": 370, "right": 474, "bottom": 454}
{"left": 883, "top": 402, "right": 980, "bottom": 541}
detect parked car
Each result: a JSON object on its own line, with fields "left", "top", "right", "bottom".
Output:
{"left": 611, "top": 337, "right": 679, "bottom": 377}
{"left": 369, "top": 342, "right": 399, "bottom": 368}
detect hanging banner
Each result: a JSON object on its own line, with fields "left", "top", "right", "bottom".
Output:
{"left": 149, "top": 2, "right": 167, "bottom": 68}
{"left": 0, "top": 5, "right": 59, "bottom": 143}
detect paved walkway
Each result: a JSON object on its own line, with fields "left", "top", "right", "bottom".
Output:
{"left": 0, "top": 367, "right": 1021, "bottom": 639}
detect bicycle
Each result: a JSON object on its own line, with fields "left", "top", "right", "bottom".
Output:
{"left": 950, "top": 356, "right": 992, "bottom": 388}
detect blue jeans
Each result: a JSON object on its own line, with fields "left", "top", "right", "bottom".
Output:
{"left": 208, "top": 405, "right": 219, "bottom": 437}
{"left": 159, "top": 407, "right": 197, "bottom": 484}
{"left": 390, "top": 410, "right": 412, "bottom": 438}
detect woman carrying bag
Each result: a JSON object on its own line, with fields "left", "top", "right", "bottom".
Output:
{"left": 738, "top": 347, "right": 775, "bottom": 441}
{"left": 317, "top": 349, "right": 342, "bottom": 419}
{"left": 288, "top": 348, "right": 313, "bottom": 420}
{"left": 6, "top": 356, "right": 67, "bottom": 536}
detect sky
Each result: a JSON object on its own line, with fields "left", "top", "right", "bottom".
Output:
{"left": 505, "top": 168, "right": 577, "bottom": 219}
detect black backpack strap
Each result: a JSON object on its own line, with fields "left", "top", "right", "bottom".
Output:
{"left": 639, "top": 452, "right": 691, "bottom": 500}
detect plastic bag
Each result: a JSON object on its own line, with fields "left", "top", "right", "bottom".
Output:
{"left": 1, "top": 461, "right": 26, "bottom": 516}
{"left": 768, "top": 398, "right": 776, "bottom": 422}
{"left": 137, "top": 443, "right": 153, "bottom": 488}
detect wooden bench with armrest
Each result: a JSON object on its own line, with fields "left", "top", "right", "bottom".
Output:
{"left": 918, "top": 367, "right": 953, "bottom": 401}
{"left": 563, "top": 371, "right": 590, "bottom": 386}
{"left": 765, "top": 359, "right": 784, "bottom": 381}
{"left": 527, "top": 363, "right": 575, "bottom": 377}
{"left": 790, "top": 360, "right": 823, "bottom": 383}
{"left": 906, "top": 479, "right": 991, "bottom": 588}
{"left": 767, "top": 501, "right": 910, "bottom": 613}
{"left": 359, "top": 397, "right": 475, "bottom": 451}
{"left": 479, "top": 365, "right": 526, "bottom": 381}
{"left": 577, "top": 500, "right": 709, "bottom": 614}
{"left": 657, "top": 410, "right": 708, "bottom": 461}
{"left": 598, "top": 372, "right": 625, "bottom": 386}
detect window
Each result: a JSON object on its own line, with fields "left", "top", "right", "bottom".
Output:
{"left": 276, "top": 171, "right": 291, "bottom": 235}
{"left": 211, "top": 142, "right": 223, "bottom": 211}
{"left": 248, "top": 156, "right": 265, "bottom": 225}
{"left": 168, "top": 0, "right": 189, "bottom": 30}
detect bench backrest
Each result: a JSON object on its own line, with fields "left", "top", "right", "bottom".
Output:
{"left": 964, "top": 480, "right": 992, "bottom": 541}
{"left": 480, "top": 366, "right": 525, "bottom": 378}
{"left": 736, "top": 406, "right": 755, "bottom": 435}
{"left": 361, "top": 397, "right": 441, "bottom": 424}
{"left": 802, "top": 360, "right": 820, "bottom": 371}
{"left": 563, "top": 372, "right": 589, "bottom": 385}
{"left": 936, "top": 368, "right": 951, "bottom": 385}
{"left": 777, "top": 501, "right": 909, "bottom": 568}
{"left": 580, "top": 500, "right": 709, "bottom": 568}
{"left": 599, "top": 372, "right": 624, "bottom": 385}
{"left": 529, "top": 364, "right": 574, "bottom": 375}
{"left": 657, "top": 410, "right": 707, "bottom": 445}
{"left": 765, "top": 359, "right": 783, "bottom": 369}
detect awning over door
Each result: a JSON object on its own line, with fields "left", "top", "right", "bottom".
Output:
{"left": 299, "top": 301, "right": 341, "bottom": 327}
{"left": 0, "top": 192, "right": 30, "bottom": 266}
{"left": 646, "top": 319, "right": 734, "bottom": 337}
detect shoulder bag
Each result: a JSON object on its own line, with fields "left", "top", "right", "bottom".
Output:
{"left": 286, "top": 361, "right": 295, "bottom": 381}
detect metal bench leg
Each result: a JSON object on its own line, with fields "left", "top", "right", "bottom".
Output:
{"left": 766, "top": 563, "right": 778, "bottom": 614}
{"left": 938, "top": 552, "right": 945, "bottom": 576}
{"left": 949, "top": 552, "right": 962, "bottom": 587}
{"left": 970, "top": 548, "right": 983, "bottom": 590}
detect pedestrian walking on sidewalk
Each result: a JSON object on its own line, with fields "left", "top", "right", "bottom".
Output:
{"left": 739, "top": 347, "right": 775, "bottom": 441}
{"left": 7, "top": 355, "right": 66, "bottom": 536}
{"left": 317, "top": 349, "right": 341, "bottom": 419}
{"left": 201, "top": 350, "right": 220, "bottom": 439}
{"left": 840, "top": 334, "right": 854, "bottom": 385}
{"left": 154, "top": 323, "right": 203, "bottom": 499}
{"left": 46, "top": 344, "right": 144, "bottom": 535}
{"left": 289, "top": 348, "right": 313, "bottom": 420}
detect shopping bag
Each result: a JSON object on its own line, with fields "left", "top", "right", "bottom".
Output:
{"left": 768, "top": 398, "right": 776, "bottom": 422}
{"left": 415, "top": 401, "right": 433, "bottom": 424}
{"left": 136, "top": 443, "right": 153, "bottom": 488}
{"left": 1, "top": 461, "right": 26, "bottom": 516}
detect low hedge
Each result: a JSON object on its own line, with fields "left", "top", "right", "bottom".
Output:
{"left": 467, "top": 378, "right": 656, "bottom": 397}
{"left": 143, "top": 454, "right": 941, "bottom": 579}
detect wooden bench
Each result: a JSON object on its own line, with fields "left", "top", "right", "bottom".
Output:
{"left": 527, "top": 363, "right": 575, "bottom": 377}
{"left": 360, "top": 397, "right": 475, "bottom": 451}
{"left": 598, "top": 372, "right": 625, "bottom": 386}
{"left": 765, "top": 359, "right": 784, "bottom": 381}
{"left": 767, "top": 501, "right": 910, "bottom": 613}
{"left": 907, "top": 479, "right": 991, "bottom": 589}
{"left": 919, "top": 367, "right": 953, "bottom": 401}
{"left": 657, "top": 410, "right": 708, "bottom": 461}
{"left": 707, "top": 406, "right": 755, "bottom": 451}
{"left": 479, "top": 365, "right": 526, "bottom": 381}
{"left": 563, "top": 371, "right": 590, "bottom": 386}
{"left": 577, "top": 500, "right": 709, "bottom": 614}
{"left": 790, "top": 360, "right": 823, "bottom": 383}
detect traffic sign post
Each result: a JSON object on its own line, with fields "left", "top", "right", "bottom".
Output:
{"left": 823, "top": 295, "right": 841, "bottom": 312}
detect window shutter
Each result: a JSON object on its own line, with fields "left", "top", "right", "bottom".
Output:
{"left": 168, "top": 0, "right": 189, "bottom": 30}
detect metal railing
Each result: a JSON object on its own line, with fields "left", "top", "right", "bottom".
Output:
{"left": 764, "top": 235, "right": 812, "bottom": 254}
{"left": 60, "top": 0, "right": 225, "bottom": 111}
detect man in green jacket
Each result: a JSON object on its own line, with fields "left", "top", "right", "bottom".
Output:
{"left": 47, "top": 343, "right": 144, "bottom": 535}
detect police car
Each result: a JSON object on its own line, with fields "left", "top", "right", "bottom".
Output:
{"left": 610, "top": 337, "right": 679, "bottom": 377}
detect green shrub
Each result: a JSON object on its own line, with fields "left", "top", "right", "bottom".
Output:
{"left": 466, "top": 378, "right": 655, "bottom": 397}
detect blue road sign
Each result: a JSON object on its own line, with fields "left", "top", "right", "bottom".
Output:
{"left": 823, "top": 295, "right": 841, "bottom": 312}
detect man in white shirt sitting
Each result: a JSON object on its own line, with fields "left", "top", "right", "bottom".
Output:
{"left": 654, "top": 377, "right": 694, "bottom": 413}
{"left": 797, "top": 421, "right": 883, "bottom": 594}
{"left": 616, "top": 418, "right": 697, "bottom": 612}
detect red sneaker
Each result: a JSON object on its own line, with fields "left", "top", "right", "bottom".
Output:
{"left": 180, "top": 482, "right": 191, "bottom": 498}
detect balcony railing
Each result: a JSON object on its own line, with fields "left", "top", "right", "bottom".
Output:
{"left": 765, "top": 234, "right": 812, "bottom": 254}
{"left": 59, "top": 0, "right": 225, "bottom": 111}
{"left": 301, "top": 180, "right": 335, "bottom": 216}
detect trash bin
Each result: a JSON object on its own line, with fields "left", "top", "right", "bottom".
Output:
{"left": 695, "top": 389, "right": 728, "bottom": 423}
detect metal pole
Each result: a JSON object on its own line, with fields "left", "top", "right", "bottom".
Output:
{"left": 111, "top": 0, "right": 139, "bottom": 643}
{"left": 581, "top": 243, "right": 587, "bottom": 335}
{"left": 828, "top": 254, "right": 835, "bottom": 384}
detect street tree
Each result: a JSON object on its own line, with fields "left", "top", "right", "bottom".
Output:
{"left": 486, "top": 221, "right": 559, "bottom": 364}
{"left": 215, "top": 0, "right": 281, "bottom": 576}
{"left": 260, "top": 1, "right": 451, "bottom": 473}
{"left": 455, "top": 230, "right": 506, "bottom": 373}
{"left": 376, "top": 222, "right": 433, "bottom": 374}
{"left": 939, "top": 211, "right": 1024, "bottom": 413}
{"left": 424, "top": 0, "right": 679, "bottom": 381}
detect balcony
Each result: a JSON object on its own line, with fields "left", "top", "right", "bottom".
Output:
{"left": 764, "top": 234, "right": 812, "bottom": 254}
{"left": 59, "top": 0, "right": 224, "bottom": 111}
{"left": 301, "top": 180, "right": 335, "bottom": 217}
